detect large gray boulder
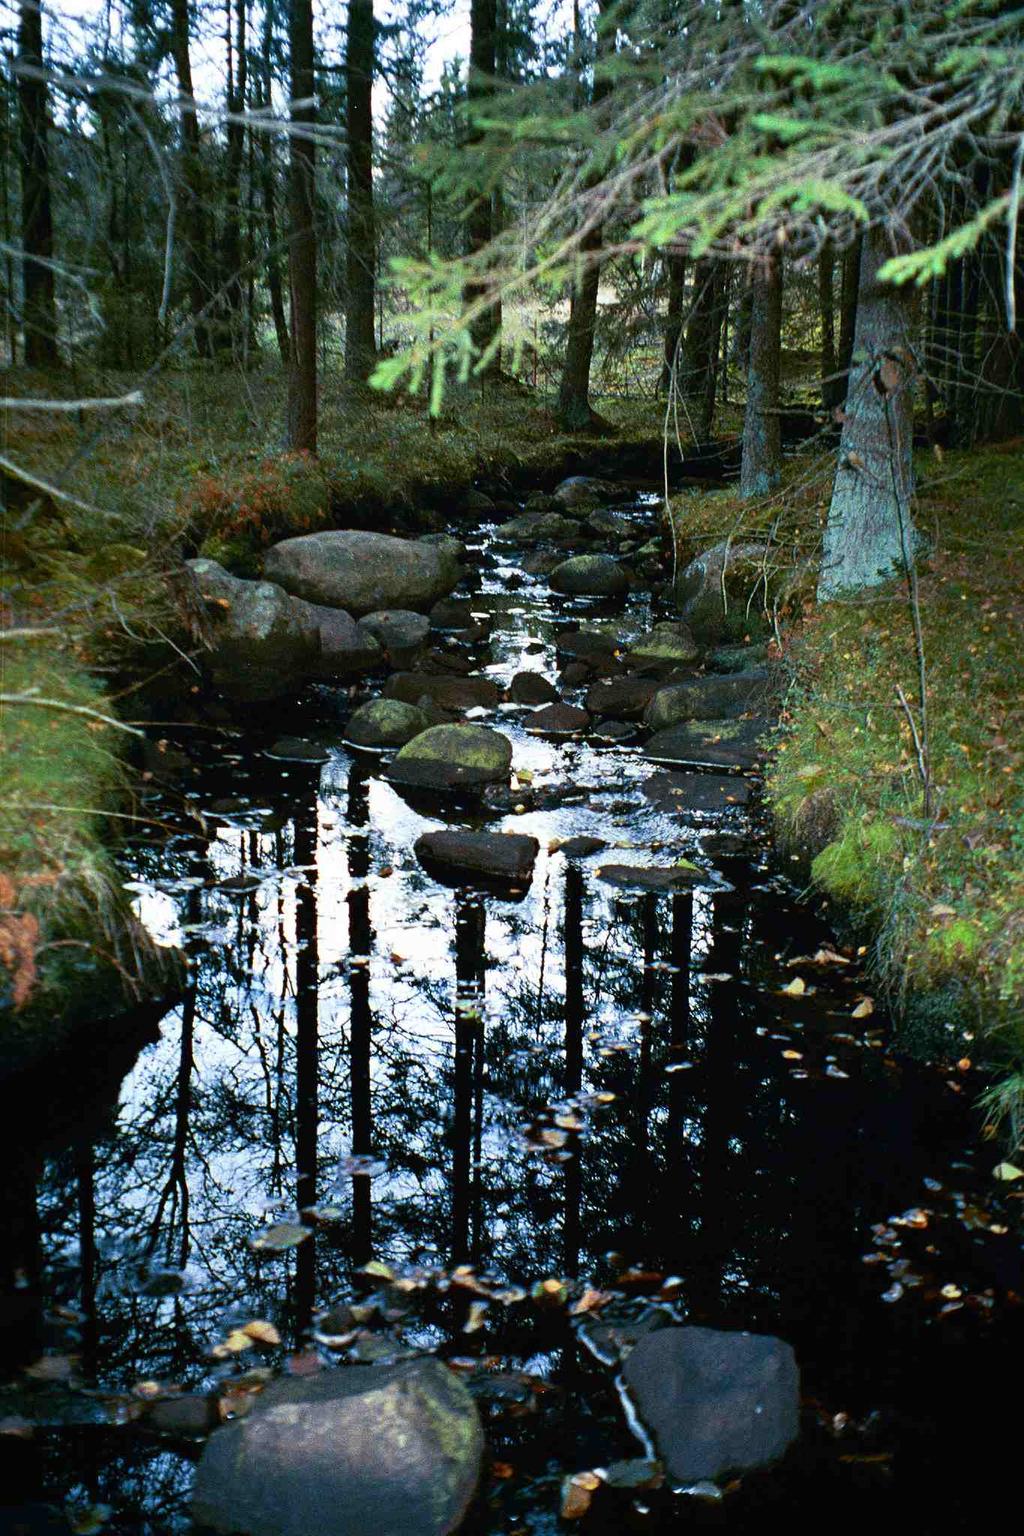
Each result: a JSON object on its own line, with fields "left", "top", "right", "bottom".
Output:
{"left": 624, "top": 622, "right": 701, "bottom": 674}
{"left": 187, "top": 559, "right": 319, "bottom": 703}
{"left": 674, "top": 541, "right": 771, "bottom": 643}
{"left": 550, "top": 555, "right": 629, "bottom": 598}
{"left": 291, "top": 599, "right": 383, "bottom": 678}
{"left": 622, "top": 1326, "right": 799, "bottom": 1484}
{"left": 644, "top": 669, "right": 771, "bottom": 730}
{"left": 357, "top": 610, "right": 430, "bottom": 667}
{"left": 345, "top": 699, "right": 429, "bottom": 750}
{"left": 389, "top": 723, "right": 512, "bottom": 794}
{"left": 192, "top": 1359, "right": 483, "bottom": 1536}
{"left": 498, "top": 512, "right": 579, "bottom": 545}
{"left": 264, "top": 531, "right": 459, "bottom": 617}
{"left": 552, "top": 475, "right": 620, "bottom": 511}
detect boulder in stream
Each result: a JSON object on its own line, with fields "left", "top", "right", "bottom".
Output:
{"left": 298, "top": 601, "right": 383, "bottom": 678}
{"left": 192, "top": 1359, "right": 483, "bottom": 1536}
{"left": 624, "top": 622, "right": 701, "bottom": 674}
{"left": 585, "top": 677, "right": 657, "bottom": 720}
{"left": 384, "top": 671, "right": 502, "bottom": 713}
{"left": 622, "top": 1326, "right": 799, "bottom": 1484}
{"left": 525, "top": 702, "right": 591, "bottom": 738}
{"left": 552, "top": 474, "right": 620, "bottom": 510}
{"left": 645, "top": 669, "right": 771, "bottom": 730}
{"left": 549, "top": 554, "right": 629, "bottom": 598}
{"left": 509, "top": 671, "right": 560, "bottom": 705}
{"left": 498, "top": 512, "right": 579, "bottom": 545}
{"left": 643, "top": 770, "right": 751, "bottom": 813}
{"left": 357, "top": 609, "right": 430, "bottom": 667}
{"left": 187, "top": 559, "right": 319, "bottom": 703}
{"left": 344, "top": 699, "right": 429, "bottom": 750}
{"left": 674, "top": 541, "right": 771, "bottom": 643}
{"left": 264, "top": 530, "right": 460, "bottom": 616}
{"left": 644, "top": 717, "right": 770, "bottom": 772}
{"left": 388, "top": 723, "right": 513, "bottom": 793}
{"left": 415, "top": 831, "right": 539, "bottom": 888}
{"left": 596, "top": 861, "right": 706, "bottom": 892}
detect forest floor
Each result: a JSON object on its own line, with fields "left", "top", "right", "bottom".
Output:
{"left": 673, "top": 440, "right": 1024, "bottom": 1134}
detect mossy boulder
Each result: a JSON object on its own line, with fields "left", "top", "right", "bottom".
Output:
{"left": 345, "top": 699, "right": 430, "bottom": 750}
{"left": 550, "top": 554, "right": 629, "bottom": 598}
{"left": 192, "top": 1360, "right": 483, "bottom": 1536}
{"left": 624, "top": 622, "right": 701, "bottom": 674}
{"left": 674, "top": 541, "right": 771, "bottom": 642}
{"left": 644, "top": 717, "right": 770, "bottom": 772}
{"left": 389, "top": 723, "right": 513, "bottom": 794}
{"left": 644, "top": 669, "right": 772, "bottom": 731}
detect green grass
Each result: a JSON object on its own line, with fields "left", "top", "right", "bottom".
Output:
{"left": 761, "top": 442, "right": 1024, "bottom": 1134}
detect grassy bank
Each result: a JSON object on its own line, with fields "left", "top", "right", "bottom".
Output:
{"left": 673, "top": 444, "right": 1024, "bottom": 1140}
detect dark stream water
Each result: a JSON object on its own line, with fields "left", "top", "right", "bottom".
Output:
{"left": 2, "top": 486, "right": 1022, "bottom": 1533}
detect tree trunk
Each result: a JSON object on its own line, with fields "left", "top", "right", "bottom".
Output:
{"left": 740, "top": 251, "right": 782, "bottom": 498}
{"left": 661, "top": 252, "right": 686, "bottom": 393}
{"left": 222, "top": 0, "right": 248, "bottom": 343}
{"left": 16, "top": 0, "right": 57, "bottom": 367}
{"left": 465, "top": 0, "right": 498, "bottom": 378}
{"left": 679, "top": 259, "right": 721, "bottom": 440}
{"left": 258, "top": 7, "right": 290, "bottom": 366}
{"left": 818, "top": 240, "right": 840, "bottom": 412}
{"left": 835, "top": 233, "right": 861, "bottom": 408}
{"left": 556, "top": 0, "right": 612, "bottom": 429}
{"left": 169, "top": 0, "right": 213, "bottom": 356}
{"left": 344, "top": 0, "right": 376, "bottom": 381}
{"left": 286, "top": 0, "right": 317, "bottom": 453}
{"left": 818, "top": 224, "right": 916, "bottom": 600}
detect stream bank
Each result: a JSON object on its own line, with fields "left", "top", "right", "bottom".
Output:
{"left": 1, "top": 470, "right": 1022, "bottom": 1534}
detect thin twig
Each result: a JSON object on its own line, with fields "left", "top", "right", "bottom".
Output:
{"left": 0, "top": 693, "right": 144, "bottom": 737}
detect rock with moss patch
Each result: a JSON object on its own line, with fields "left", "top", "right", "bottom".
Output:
{"left": 389, "top": 723, "right": 512, "bottom": 794}
{"left": 645, "top": 670, "right": 771, "bottom": 730}
{"left": 192, "top": 1359, "right": 483, "bottom": 1536}
{"left": 596, "top": 860, "right": 707, "bottom": 891}
{"left": 345, "top": 699, "right": 430, "bottom": 750}
{"left": 357, "top": 610, "right": 430, "bottom": 667}
{"left": 264, "top": 531, "right": 459, "bottom": 617}
{"left": 625, "top": 623, "right": 701, "bottom": 674}
{"left": 674, "top": 541, "right": 772, "bottom": 643}
{"left": 498, "top": 512, "right": 579, "bottom": 545}
{"left": 553, "top": 475, "right": 620, "bottom": 510}
{"left": 384, "top": 671, "right": 501, "bottom": 713}
{"left": 550, "top": 554, "right": 629, "bottom": 598}
{"left": 644, "top": 717, "right": 770, "bottom": 772}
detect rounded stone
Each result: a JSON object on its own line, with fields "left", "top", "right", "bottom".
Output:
{"left": 344, "top": 699, "right": 429, "bottom": 750}
{"left": 389, "top": 723, "right": 513, "bottom": 793}
{"left": 264, "top": 531, "right": 459, "bottom": 617}
{"left": 549, "top": 554, "right": 629, "bottom": 598}
{"left": 192, "top": 1359, "right": 483, "bottom": 1536}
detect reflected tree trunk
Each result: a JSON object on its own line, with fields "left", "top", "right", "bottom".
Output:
{"left": 562, "top": 863, "right": 586, "bottom": 1274}
{"left": 452, "top": 896, "right": 486, "bottom": 1265}
{"left": 292, "top": 794, "right": 319, "bottom": 1334}
{"left": 346, "top": 767, "right": 373, "bottom": 1265}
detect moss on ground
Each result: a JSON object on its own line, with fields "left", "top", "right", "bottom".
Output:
{"left": 0, "top": 644, "right": 178, "bottom": 1070}
{"left": 761, "top": 442, "right": 1024, "bottom": 1132}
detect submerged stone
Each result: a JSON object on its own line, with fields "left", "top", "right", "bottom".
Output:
{"left": 596, "top": 861, "right": 706, "bottom": 891}
{"left": 643, "top": 771, "right": 751, "bottom": 813}
{"left": 525, "top": 702, "right": 591, "bottom": 738}
{"left": 644, "top": 717, "right": 770, "bottom": 772}
{"left": 265, "top": 737, "right": 330, "bottom": 764}
{"left": 383, "top": 671, "right": 502, "bottom": 713}
{"left": 622, "top": 1326, "right": 799, "bottom": 1484}
{"left": 192, "top": 1359, "right": 483, "bottom": 1536}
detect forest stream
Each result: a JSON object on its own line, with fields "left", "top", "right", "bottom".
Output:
{"left": 2, "top": 479, "right": 1022, "bottom": 1535}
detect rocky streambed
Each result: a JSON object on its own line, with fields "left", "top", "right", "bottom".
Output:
{"left": 1, "top": 474, "right": 1021, "bottom": 1534}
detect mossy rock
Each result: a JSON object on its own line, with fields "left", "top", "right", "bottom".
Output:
{"left": 388, "top": 723, "right": 513, "bottom": 794}
{"left": 345, "top": 699, "right": 429, "bottom": 750}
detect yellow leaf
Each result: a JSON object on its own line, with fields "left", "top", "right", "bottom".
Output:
{"left": 242, "top": 1320, "right": 281, "bottom": 1347}
{"left": 993, "top": 1162, "right": 1023, "bottom": 1182}
{"left": 851, "top": 998, "right": 874, "bottom": 1019}
{"left": 781, "top": 977, "right": 805, "bottom": 996}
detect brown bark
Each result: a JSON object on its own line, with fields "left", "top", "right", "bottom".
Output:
{"left": 819, "top": 241, "right": 841, "bottom": 412}
{"left": 286, "top": 0, "right": 317, "bottom": 453}
{"left": 661, "top": 252, "right": 686, "bottom": 393}
{"left": 465, "top": 0, "right": 499, "bottom": 378}
{"left": 257, "top": 5, "right": 290, "bottom": 365}
{"left": 679, "top": 259, "right": 721, "bottom": 440}
{"left": 16, "top": 0, "right": 57, "bottom": 367}
{"left": 222, "top": 0, "right": 249, "bottom": 340}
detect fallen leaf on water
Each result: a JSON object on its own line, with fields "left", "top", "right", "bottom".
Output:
{"left": 561, "top": 1471, "right": 601, "bottom": 1520}
{"left": 214, "top": 1331, "right": 255, "bottom": 1357}
{"left": 940, "top": 1284, "right": 963, "bottom": 1300}
{"left": 24, "top": 1355, "right": 78, "bottom": 1383}
{"left": 570, "top": 1288, "right": 612, "bottom": 1316}
{"left": 851, "top": 998, "right": 874, "bottom": 1018}
{"left": 242, "top": 1320, "right": 281, "bottom": 1347}
{"left": 463, "top": 1302, "right": 489, "bottom": 1334}
{"left": 994, "top": 1162, "right": 1024, "bottom": 1182}
{"left": 492, "top": 1462, "right": 515, "bottom": 1480}
{"left": 781, "top": 976, "right": 806, "bottom": 996}
{"left": 782, "top": 1049, "right": 803, "bottom": 1061}
{"left": 249, "top": 1221, "right": 310, "bottom": 1253}
{"left": 532, "top": 1277, "right": 568, "bottom": 1307}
